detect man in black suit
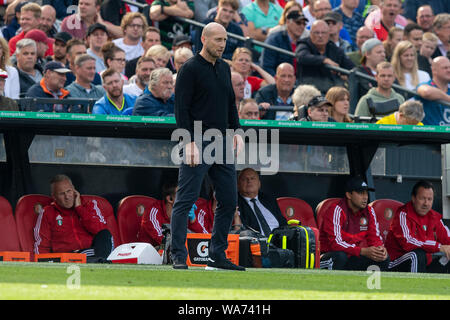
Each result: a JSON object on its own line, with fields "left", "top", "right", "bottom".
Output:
{"left": 237, "top": 168, "right": 287, "bottom": 236}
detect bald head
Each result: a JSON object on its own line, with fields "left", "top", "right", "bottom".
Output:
{"left": 431, "top": 56, "right": 450, "bottom": 83}
{"left": 356, "top": 26, "right": 375, "bottom": 49}
{"left": 202, "top": 22, "right": 227, "bottom": 38}
{"left": 310, "top": 20, "right": 330, "bottom": 48}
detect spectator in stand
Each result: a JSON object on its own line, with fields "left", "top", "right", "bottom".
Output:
{"left": 195, "top": 0, "right": 244, "bottom": 61}
{"left": 15, "top": 39, "right": 43, "bottom": 98}
{"left": 51, "top": 32, "right": 72, "bottom": 66}
{"left": 383, "top": 26, "right": 403, "bottom": 61}
{"left": 255, "top": 62, "right": 296, "bottom": 120}
{"left": 169, "top": 35, "right": 193, "bottom": 72}
{"left": 431, "top": 13, "right": 450, "bottom": 59}
{"left": 172, "top": 47, "right": 194, "bottom": 84}
{"left": 65, "top": 39, "right": 102, "bottom": 87}
{"left": 65, "top": 54, "right": 105, "bottom": 100}
{"left": 385, "top": 180, "right": 450, "bottom": 273}
{"left": 405, "top": 1, "right": 448, "bottom": 26}
{"left": 0, "top": 69, "right": 19, "bottom": 111}
{"left": 86, "top": 23, "right": 109, "bottom": 74}
{"left": 289, "top": 84, "right": 321, "bottom": 121}
{"left": 416, "top": 56, "right": 450, "bottom": 126}
{"left": 325, "top": 86, "right": 353, "bottom": 122}
{"left": 149, "top": 0, "right": 195, "bottom": 50}
{"left": 370, "top": 0, "right": 405, "bottom": 41}
{"left": 241, "top": 0, "right": 283, "bottom": 56}
{"left": 346, "top": 26, "right": 375, "bottom": 67}
{"left": 296, "top": 20, "right": 355, "bottom": 94}
{"left": 333, "top": 0, "right": 364, "bottom": 50}
{"left": 61, "top": 0, "right": 123, "bottom": 40}
{"left": 22, "top": 29, "right": 54, "bottom": 69}
{"left": 415, "top": 5, "right": 434, "bottom": 33}
{"left": 231, "top": 47, "right": 275, "bottom": 98}
{"left": 0, "top": 37, "right": 20, "bottom": 99}
{"left": 238, "top": 98, "right": 260, "bottom": 120}
{"left": 419, "top": 32, "right": 439, "bottom": 76}
{"left": 319, "top": 176, "right": 389, "bottom": 271}
{"left": 376, "top": 100, "right": 424, "bottom": 125}
{"left": 26, "top": 61, "right": 73, "bottom": 113}
{"left": 355, "top": 61, "right": 405, "bottom": 117}
{"left": 1, "top": 1, "right": 26, "bottom": 42}
{"left": 133, "top": 67, "right": 175, "bottom": 116}
{"left": 353, "top": 38, "right": 386, "bottom": 101}
{"left": 304, "top": 0, "right": 332, "bottom": 29}
{"left": 39, "top": 5, "right": 57, "bottom": 38}
{"left": 34, "top": 174, "right": 113, "bottom": 263}
{"left": 124, "top": 56, "right": 156, "bottom": 98}
{"left": 404, "top": 23, "right": 424, "bottom": 52}
{"left": 9, "top": 3, "right": 43, "bottom": 56}
{"left": 145, "top": 44, "right": 172, "bottom": 69}
{"left": 125, "top": 27, "right": 162, "bottom": 79}
{"left": 101, "top": 42, "right": 128, "bottom": 84}
{"left": 299, "top": 95, "right": 334, "bottom": 122}
{"left": 324, "top": 11, "right": 352, "bottom": 53}
{"left": 137, "top": 182, "right": 210, "bottom": 248}
{"left": 391, "top": 40, "right": 430, "bottom": 92}
{"left": 231, "top": 71, "right": 245, "bottom": 110}
{"left": 113, "top": 12, "right": 148, "bottom": 62}
{"left": 237, "top": 167, "right": 287, "bottom": 237}
{"left": 269, "top": 1, "right": 308, "bottom": 38}
{"left": 42, "top": 0, "right": 78, "bottom": 21}
{"left": 93, "top": 69, "right": 137, "bottom": 115}
{"left": 261, "top": 11, "right": 308, "bottom": 76}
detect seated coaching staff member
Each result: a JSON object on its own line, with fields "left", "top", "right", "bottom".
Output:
{"left": 320, "top": 176, "right": 389, "bottom": 271}
{"left": 237, "top": 168, "right": 287, "bottom": 236}
{"left": 34, "top": 174, "right": 113, "bottom": 263}
{"left": 385, "top": 180, "right": 450, "bottom": 273}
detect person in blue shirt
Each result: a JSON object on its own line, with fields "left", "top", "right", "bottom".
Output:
{"left": 133, "top": 67, "right": 175, "bottom": 116}
{"left": 92, "top": 68, "right": 137, "bottom": 115}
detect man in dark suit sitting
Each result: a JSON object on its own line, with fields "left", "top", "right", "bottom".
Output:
{"left": 237, "top": 168, "right": 287, "bottom": 236}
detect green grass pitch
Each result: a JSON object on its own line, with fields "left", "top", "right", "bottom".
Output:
{"left": 0, "top": 262, "right": 449, "bottom": 300}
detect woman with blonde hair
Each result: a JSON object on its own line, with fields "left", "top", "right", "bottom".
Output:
{"left": 231, "top": 47, "right": 274, "bottom": 98}
{"left": 0, "top": 37, "right": 20, "bottom": 99}
{"left": 391, "top": 40, "right": 430, "bottom": 91}
{"left": 289, "top": 84, "right": 321, "bottom": 121}
{"left": 145, "top": 44, "right": 172, "bottom": 69}
{"left": 325, "top": 86, "right": 353, "bottom": 123}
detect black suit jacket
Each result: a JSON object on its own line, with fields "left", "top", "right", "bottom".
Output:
{"left": 237, "top": 192, "right": 287, "bottom": 234}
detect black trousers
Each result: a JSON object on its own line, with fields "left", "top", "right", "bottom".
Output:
{"left": 320, "top": 251, "right": 390, "bottom": 271}
{"left": 78, "top": 229, "right": 114, "bottom": 260}
{"left": 388, "top": 249, "right": 450, "bottom": 273}
{"left": 170, "top": 140, "right": 237, "bottom": 263}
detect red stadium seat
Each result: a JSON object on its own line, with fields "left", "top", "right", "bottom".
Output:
{"left": 15, "top": 194, "right": 52, "bottom": 253}
{"left": 0, "top": 196, "right": 21, "bottom": 251}
{"left": 117, "top": 195, "right": 159, "bottom": 244}
{"left": 81, "top": 195, "right": 122, "bottom": 247}
{"left": 315, "top": 198, "right": 340, "bottom": 230}
{"left": 369, "top": 199, "right": 404, "bottom": 241}
{"left": 277, "top": 197, "right": 318, "bottom": 228}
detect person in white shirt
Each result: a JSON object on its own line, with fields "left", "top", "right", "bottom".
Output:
{"left": 113, "top": 12, "right": 148, "bottom": 62}
{"left": 123, "top": 56, "right": 156, "bottom": 98}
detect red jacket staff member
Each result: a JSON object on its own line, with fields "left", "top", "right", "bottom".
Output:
{"left": 320, "top": 176, "right": 390, "bottom": 271}
{"left": 386, "top": 180, "right": 450, "bottom": 273}
{"left": 137, "top": 183, "right": 212, "bottom": 247}
{"left": 34, "top": 174, "right": 113, "bottom": 263}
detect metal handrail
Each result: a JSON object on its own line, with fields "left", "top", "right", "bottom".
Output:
{"left": 16, "top": 98, "right": 98, "bottom": 113}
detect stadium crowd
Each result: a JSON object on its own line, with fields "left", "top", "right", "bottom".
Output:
{"left": 0, "top": 0, "right": 449, "bottom": 272}
{"left": 0, "top": 0, "right": 448, "bottom": 124}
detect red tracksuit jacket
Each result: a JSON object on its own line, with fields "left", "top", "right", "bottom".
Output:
{"left": 320, "top": 198, "right": 384, "bottom": 256}
{"left": 34, "top": 198, "right": 108, "bottom": 254}
{"left": 385, "top": 201, "right": 450, "bottom": 265}
{"left": 137, "top": 199, "right": 212, "bottom": 247}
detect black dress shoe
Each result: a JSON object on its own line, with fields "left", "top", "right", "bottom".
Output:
{"left": 173, "top": 261, "right": 188, "bottom": 269}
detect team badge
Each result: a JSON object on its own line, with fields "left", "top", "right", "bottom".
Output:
{"left": 384, "top": 208, "right": 394, "bottom": 220}
{"left": 285, "top": 206, "right": 295, "bottom": 218}
{"left": 56, "top": 214, "right": 63, "bottom": 226}
{"left": 360, "top": 217, "right": 368, "bottom": 227}
{"left": 136, "top": 204, "right": 145, "bottom": 217}
{"left": 423, "top": 225, "right": 427, "bottom": 231}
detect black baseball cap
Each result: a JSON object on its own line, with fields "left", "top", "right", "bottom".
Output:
{"left": 345, "top": 177, "right": 375, "bottom": 193}
{"left": 54, "top": 32, "right": 72, "bottom": 44}
{"left": 86, "top": 23, "right": 108, "bottom": 37}
{"left": 172, "top": 34, "right": 192, "bottom": 47}
{"left": 307, "top": 95, "right": 332, "bottom": 109}
{"left": 323, "top": 11, "right": 343, "bottom": 23}
{"left": 286, "top": 11, "right": 309, "bottom": 22}
{"left": 44, "top": 61, "right": 71, "bottom": 74}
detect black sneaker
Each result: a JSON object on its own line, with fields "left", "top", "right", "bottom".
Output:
{"left": 172, "top": 260, "right": 188, "bottom": 270}
{"left": 205, "top": 257, "right": 245, "bottom": 271}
